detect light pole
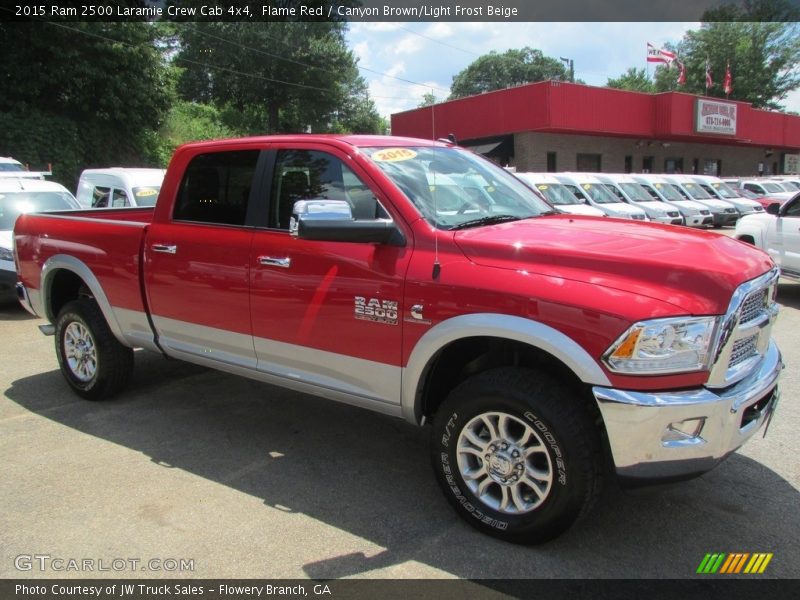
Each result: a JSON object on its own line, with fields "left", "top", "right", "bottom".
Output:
{"left": 560, "top": 57, "right": 574, "bottom": 83}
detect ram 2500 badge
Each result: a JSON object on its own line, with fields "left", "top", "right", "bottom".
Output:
{"left": 14, "top": 136, "right": 783, "bottom": 543}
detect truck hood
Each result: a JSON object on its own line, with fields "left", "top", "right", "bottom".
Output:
{"left": 453, "top": 215, "right": 773, "bottom": 315}
{"left": 597, "top": 202, "right": 644, "bottom": 217}
{"left": 0, "top": 229, "right": 11, "bottom": 251}
{"left": 558, "top": 204, "right": 606, "bottom": 217}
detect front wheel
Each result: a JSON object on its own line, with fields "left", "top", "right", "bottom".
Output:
{"left": 430, "top": 367, "right": 603, "bottom": 544}
{"left": 55, "top": 299, "right": 133, "bottom": 400}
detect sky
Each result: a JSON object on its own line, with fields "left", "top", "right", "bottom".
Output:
{"left": 346, "top": 22, "right": 800, "bottom": 120}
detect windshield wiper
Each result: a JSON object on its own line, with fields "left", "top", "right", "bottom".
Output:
{"left": 449, "top": 215, "right": 521, "bottom": 230}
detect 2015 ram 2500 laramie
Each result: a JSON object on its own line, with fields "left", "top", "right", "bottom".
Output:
{"left": 14, "top": 135, "right": 783, "bottom": 543}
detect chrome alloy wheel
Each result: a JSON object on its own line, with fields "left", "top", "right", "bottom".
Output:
{"left": 456, "top": 411, "right": 553, "bottom": 514}
{"left": 63, "top": 322, "right": 98, "bottom": 382}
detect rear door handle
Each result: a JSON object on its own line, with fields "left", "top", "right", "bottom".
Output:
{"left": 151, "top": 244, "right": 177, "bottom": 254}
{"left": 258, "top": 256, "right": 291, "bottom": 269}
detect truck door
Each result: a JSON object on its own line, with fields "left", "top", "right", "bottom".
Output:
{"left": 144, "top": 149, "right": 261, "bottom": 368}
{"left": 769, "top": 194, "right": 800, "bottom": 277}
{"left": 249, "top": 145, "right": 411, "bottom": 406}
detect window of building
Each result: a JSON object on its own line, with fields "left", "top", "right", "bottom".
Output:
{"left": 665, "top": 158, "right": 684, "bottom": 174}
{"left": 624, "top": 155, "right": 633, "bottom": 173}
{"left": 269, "top": 150, "right": 386, "bottom": 230}
{"left": 642, "top": 156, "right": 654, "bottom": 173}
{"left": 174, "top": 150, "right": 259, "bottom": 226}
{"left": 576, "top": 153, "right": 601, "bottom": 172}
{"left": 546, "top": 152, "right": 557, "bottom": 172}
{"left": 702, "top": 159, "right": 718, "bottom": 176}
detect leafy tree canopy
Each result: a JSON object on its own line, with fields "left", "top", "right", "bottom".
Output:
{"left": 175, "top": 21, "right": 381, "bottom": 134}
{"left": 607, "top": 68, "right": 655, "bottom": 93}
{"left": 449, "top": 47, "right": 569, "bottom": 99}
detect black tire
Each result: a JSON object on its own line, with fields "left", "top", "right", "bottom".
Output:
{"left": 430, "top": 367, "right": 602, "bottom": 544}
{"left": 54, "top": 298, "right": 133, "bottom": 400}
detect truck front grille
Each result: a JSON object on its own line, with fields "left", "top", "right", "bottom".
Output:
{"left": 729, "top": 334, "right": 758, "bottom": 368}
{"left": 740, "top": 289, "right": 768, "bottom": 325}
{"left": 707, "top": 268, "right": 779, "bottom": 389}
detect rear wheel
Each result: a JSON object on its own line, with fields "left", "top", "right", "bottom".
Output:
{"left": 55, "top": 299, "right": 133, "bottom": 400}
{"left": 430, "top": 367, "right": 602, "bottom": 544}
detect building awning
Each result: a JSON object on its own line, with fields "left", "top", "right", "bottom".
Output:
{"left": 464, "top": 141, "right": 503, "bottom": 154}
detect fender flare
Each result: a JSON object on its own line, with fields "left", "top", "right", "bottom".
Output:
{"left": 40, "top": 254, "right": 127, "bottom": 345}
{"left": 401, "top": 313, "right": 611, "bottom": 424}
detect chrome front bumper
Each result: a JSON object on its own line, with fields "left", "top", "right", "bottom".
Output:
{"left": 593, "top": 340, "right": 782, "bottom": 481}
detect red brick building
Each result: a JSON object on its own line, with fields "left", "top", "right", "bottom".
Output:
{"left": 391, "top": 81, "right": 800, "bottom": 176}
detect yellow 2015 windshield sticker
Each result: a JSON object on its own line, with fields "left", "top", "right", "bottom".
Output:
{"left": 135, "top": 188, "right": 158, "bottom": 197}
{"left": 372, "top": 148, "right": 417, "bottom": 162}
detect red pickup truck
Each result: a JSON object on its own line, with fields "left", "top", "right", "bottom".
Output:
{"left": 13, "top": 135, "right": 782, "bottom": 543}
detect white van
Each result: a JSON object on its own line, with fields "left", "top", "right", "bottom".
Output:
{"left": 690, "top": 175, "right": 764, "bottom": 217}
{"left": 553, "top": 173, "right": 648, "bottom": 220}
{"left": 663, "top": 174, "right": 739, "bottom": 227}
{"left": 594, "top": 174, "right": 683, "bottom": 225}
{"left": 631, "top": 175, "right": 712, "bottom": 227}
{"left": 514, "top": 173, "right": 605, "bottom": 217}
{"left": 76, "top": 168, "right": 166, "bottom": 208}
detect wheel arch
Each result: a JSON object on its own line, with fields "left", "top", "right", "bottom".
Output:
{"left": 401, "top": 313, "right": 611, "bottom": 425}
{"left": 41, "top": 254, "right": 127, "bottom": 345}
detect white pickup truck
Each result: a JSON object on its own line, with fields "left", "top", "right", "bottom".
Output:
{"left": 735, "top": 192, "right": 800, "bottom": 280}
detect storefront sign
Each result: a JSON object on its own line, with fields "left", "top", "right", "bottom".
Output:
{"left": 695, "top": 99, "right": 737, "bottom": 136}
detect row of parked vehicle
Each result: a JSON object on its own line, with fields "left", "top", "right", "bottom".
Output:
{"left": 0, "top": 166, "right": 166, "bottom": 303}
{"left": 513, "top": 172, "right": 779, "bottom": 228}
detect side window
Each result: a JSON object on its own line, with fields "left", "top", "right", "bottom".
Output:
{"left": 111, "top": 188, "right": 129, "bottom": 207}
{"left": 92, "top": 186, "right": 110, "bottom": 208}
{"left": 270, "top": 150, "right": 387, "bottom": 230}
{"left": 606, "top": 185, "right": 624, "bottom": 201}
{"left": 174, "top": 150, "right": 259, "bottom": 226}
{"left": 784, "top": 196, "right": 800, "bottom": 218}
{"left": 744, "top": 183, "right": 762, "bottom": 195}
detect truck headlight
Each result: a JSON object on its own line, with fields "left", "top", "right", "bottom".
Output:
{"left": 603, "top": 316, "right": 718, "bottom": 374}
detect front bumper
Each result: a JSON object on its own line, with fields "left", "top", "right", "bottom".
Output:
{"left": 712, "top": 211, "right": 739, "bottom": 227}
{"left": 593, "top": 340, "right": 782, "bottom": 481}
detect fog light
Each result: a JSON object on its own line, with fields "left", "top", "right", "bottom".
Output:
{"left": 662, "top": 418, "right": 706, "bottom": 443}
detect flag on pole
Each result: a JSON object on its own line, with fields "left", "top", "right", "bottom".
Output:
{"left": 705, "top": 58, "right": 713, "bottom": 90}
{"left": 723, "top": 61, "right": 733, "bottom": 96}
{"left": 677, "top": 61, "right": 687, "bottom": 86}
{"left": 647, "top": 43, "right": 677, "bottom": 64}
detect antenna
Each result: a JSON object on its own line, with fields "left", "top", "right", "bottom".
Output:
{"left": 431, "top": 90, "right": 441, "bottom": 279}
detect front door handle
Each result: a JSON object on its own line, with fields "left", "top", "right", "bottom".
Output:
{"left": 152, "top": 244, "right": 177, "bottom": 254}
{"left": 258, "top": 256, "right": 291, "bottom": 269}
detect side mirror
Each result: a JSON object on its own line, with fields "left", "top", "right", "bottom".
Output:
{"left": 766, "top": 203, "right": 781, "bottom": 216}
{"left": 290, "top": 199, "right": 405, "bottom": 246}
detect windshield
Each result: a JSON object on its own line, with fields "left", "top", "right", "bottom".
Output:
{"left": 681, "top": 182, "right": 711, "bottom": 199}
{"left": 0, "top": 163, "right": 25, "bottom": 172}
{"left": 778, "top": 181, "right": 799, "bottom": 191}
{"left": 649, "top": 182, "right": 683, "bottom": 201}
{"left": 132, "top": 186, "right": 160, "bottom": 207}
{"left": 710, "top": 182, "right": 741, "bottom": 199}
{"left": 0, "top": 190, "right": 77, "bottom": 230}
{"left": 578, "top": 183, "right": 619, "bottom": 204}
{"left": 761, "top": 182, "right": 785, "bottom": 193}
{"left": 362, "top": 147, "right": 551, "bottom": 229}
{"left": 532, "top": 183, "right": 582, "bottom": 206}
{"left": 619, "top": 182, "right": 653, "bottom": 202}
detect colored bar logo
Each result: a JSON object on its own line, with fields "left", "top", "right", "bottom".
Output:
{"left": 696, "top": 553, "right": 773, "bottom": 574}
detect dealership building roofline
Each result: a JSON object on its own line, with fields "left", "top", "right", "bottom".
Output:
{"left": 391, "top": 80, "right": 800, "bottom": 175}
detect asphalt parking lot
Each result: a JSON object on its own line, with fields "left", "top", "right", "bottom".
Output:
{"left": 1, "top": 258, "right": 798, "bottom": 581}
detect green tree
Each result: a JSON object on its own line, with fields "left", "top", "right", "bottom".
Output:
{"left": 418, "top": 92, "right": 439, "bottom": 107}
{"left": 0, "top": 20, "right": 173, "bottom": 185}
{"left": 449, "top": 47, "right": 569, "bottom": 99}
{"left": 175, "top": 21, "right": 381, "bottom": 134}
{"left": 607, "top": 68, "right": 656, "bottom": 93}
{"left": 651, "top": 17, "right": 800, "bottom": 109}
